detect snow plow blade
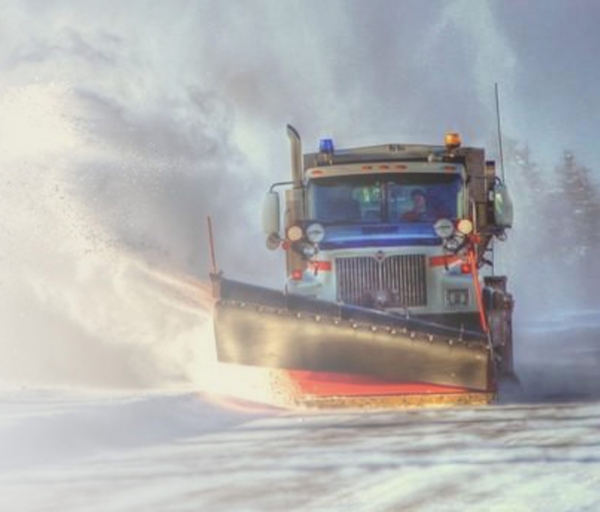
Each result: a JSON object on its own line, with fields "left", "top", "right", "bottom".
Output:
{"left": 211, "top": 275, "right": 495, "bottom": 408}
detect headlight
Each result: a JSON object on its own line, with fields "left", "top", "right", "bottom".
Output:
{"left": 286, "top": 225, "right": 304, "bottom": 242}
{"left": 457, "top": 219, "right": 474, "bottom": 235}
{"left": 305, "top": 222, "right": 326, "bottom": 243}
{"left": 434, "top": 218, "right": 454, "bottom": 239}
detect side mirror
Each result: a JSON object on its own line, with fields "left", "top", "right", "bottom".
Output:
{"left": 262, "top": 191, "right": 281, "bottom": 236}
{"left": 493, "top": 181, "right": 513, "bottom": 228}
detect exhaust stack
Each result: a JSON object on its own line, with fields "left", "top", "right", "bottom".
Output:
{"left": 287, "top": 124, "right": 303, "bottom": 189}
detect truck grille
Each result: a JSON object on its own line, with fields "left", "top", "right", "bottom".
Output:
{"left": 335, "top": 254, "right": 427, "bottom": 308}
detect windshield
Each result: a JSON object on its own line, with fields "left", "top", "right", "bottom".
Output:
{"left": 307, "top": 173, "right": 462, "bottom": 224}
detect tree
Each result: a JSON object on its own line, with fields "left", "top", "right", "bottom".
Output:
{"left": 497, "top": 142, "right": 600, "bottom": 314}
{"left": 553, "top": 151, "right": 600, "bottom": 306}
{"left": 502, "top": 139, "right": 557, "bottom": 312}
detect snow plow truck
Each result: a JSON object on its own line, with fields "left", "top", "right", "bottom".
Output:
{"left": 210, "top": 126, "right": 515, "bottom": 408}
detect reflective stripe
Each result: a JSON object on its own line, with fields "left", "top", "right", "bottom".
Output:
{"left": 309, "top": 261, "right": 332, "bottom": 272}
{"left": 429, "top": 255, "right": 461, "bottom": 267}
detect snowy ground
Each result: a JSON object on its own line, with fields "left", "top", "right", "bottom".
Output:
{"left": 1, "top": 321, "right": 599, "bottom": 512}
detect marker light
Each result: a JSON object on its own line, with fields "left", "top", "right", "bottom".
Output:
{"left": 319, "top": 138, "right": 334, "bottom": 153}
{"left": 457, "top": 219, "right": 474, "bottom": 235}
{"left": 306, "top": 223, "right": 326, "bottom": 243}
{"left": 444, "top": 132, "right": 462, "bottom": 149}
{"left": 286, "top": 225, "right": 304, "bottom": 242}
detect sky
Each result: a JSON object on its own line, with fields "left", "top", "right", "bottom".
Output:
{"left": 0, "top": 0, "right": 598, "bottom": 388}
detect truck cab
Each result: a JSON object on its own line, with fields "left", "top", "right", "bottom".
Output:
{"left": 263, "top": 128, "right": 512, "bottom": 333}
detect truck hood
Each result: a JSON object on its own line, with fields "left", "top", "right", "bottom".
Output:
{"left": 319, "top": 223, "right": 441, "bottom": 250}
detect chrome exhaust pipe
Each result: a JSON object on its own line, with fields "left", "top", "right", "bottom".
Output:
{"left": 287, "top": 124, "right": 303, "bottom": 189}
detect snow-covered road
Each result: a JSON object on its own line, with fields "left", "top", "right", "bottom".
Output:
{"left": 1, "top": 321, "right": 599, "bottom": 512}
{"left": 1, "top": 391, "right": 599, "bottom": 512}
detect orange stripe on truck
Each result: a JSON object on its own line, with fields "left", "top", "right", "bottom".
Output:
{"left": 309, "top": 261, "right": 332, "bottom": 272}
{"left": 429, "top": 255, "right": 461, "bottom": 267}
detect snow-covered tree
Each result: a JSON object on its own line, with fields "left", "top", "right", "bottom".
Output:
{"left": 502, "top": 139, "right": 557, "bottom": 313}
{"left": 552, "top": 151, "right": 600, "bottom": 306}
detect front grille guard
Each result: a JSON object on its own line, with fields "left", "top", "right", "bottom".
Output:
{"left": 335, "top": 254, "right": 427, "bottom": 308}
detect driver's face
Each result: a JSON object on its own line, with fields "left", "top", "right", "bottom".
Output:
{"left": 413, "top": 193, "right": 425, "bottom": 210}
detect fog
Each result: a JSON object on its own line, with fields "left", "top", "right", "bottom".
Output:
{"left": 0, "top": 0, "right": 598, "bottom": 388}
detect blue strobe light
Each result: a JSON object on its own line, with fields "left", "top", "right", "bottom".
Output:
{"left": 319, "top": 138, "right": 334, "bottom": 154}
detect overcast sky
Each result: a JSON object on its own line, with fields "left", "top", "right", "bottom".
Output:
{"left": 1, "top": 1, "right": 598, "bottom": 165}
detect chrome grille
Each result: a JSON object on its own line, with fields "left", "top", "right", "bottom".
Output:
{"left": 335, "top": 254, "right": 427, "bottom": 307}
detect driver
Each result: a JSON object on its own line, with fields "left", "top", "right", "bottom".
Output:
{"left": 401, "top": 189, "right": 429, "bottom": 221}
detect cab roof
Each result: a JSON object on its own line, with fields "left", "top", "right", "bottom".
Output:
{"left": 303, "top": 143, "right": 474, "bottom": 169}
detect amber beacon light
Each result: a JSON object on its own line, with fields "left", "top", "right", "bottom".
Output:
{"left": 444, "top": 132, "right": 462, "bottom": 149}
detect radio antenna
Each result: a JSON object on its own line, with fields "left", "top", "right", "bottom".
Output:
{"left": 207, "top": 215, "right": 218, "bottom": 275}
{"left": 495, "top": 83, "right": 506, "bottom": 182}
